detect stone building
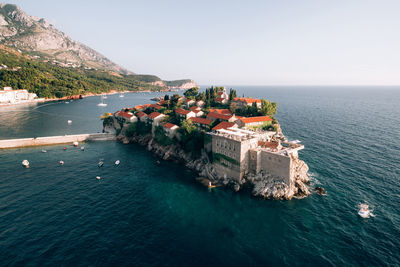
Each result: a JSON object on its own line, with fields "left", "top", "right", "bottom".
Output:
{"left": 208, "top": 128, "right": 304, "bottom": 187}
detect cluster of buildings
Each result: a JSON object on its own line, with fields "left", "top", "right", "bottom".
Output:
{"left": 111, "top": 88, "right": 303, "bottom": 186}
{"left": 0, "top": 87, "right": 38, "bottom": 104}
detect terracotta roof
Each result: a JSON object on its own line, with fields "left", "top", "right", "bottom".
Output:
{"left": 208, "top": 109, "right": 231, "bottom": 115}
{"left": 212, "top": 121, "right": 236, "bottom": 131}
{"left": 134, "top": 105, "right": 144, "bottom": 110}
{"left": 163, "top": 122, "right": 178, "bottom": 129}
{"left": 189, "top": 117, "right": 213, "bottom": 125}
{"left": 215, "top": 97, "right": 226, "bottom": 102}
{"left": 258, "top": 141, "right": 279, "bottom": 149}
{"left": 185, "top": 99, "right": 195, "bottom": 103}
{"left": 239, "top": 116, "right": 272, "bottom": 124}
{"left": 217, "top": 92, "right": 223, "bottom": 95}
{"left": 137, "top": 111, "right": 148, "bottom": 118}
{"left": 157, "top": 100, "right": 168, "bottom": 105}
{"left": 207, "top": 112, "right": 234, "bottom": 121}
{"left": 117, "top": 111, "right": 135, "bottom": 119}
{"left": 189, "top": 106, "right": 201, "bottom": 112}
{"left": 149, "top": 104, "right": 163, "bottom": 110}
{"left": 175, "top": 108, "right": 192, "bottom": 115}
{"left": 148, "top": 112, "right": 164, "bottom": 119}
{"left": 233, "top": 97, "right": 261, "bottom": 104}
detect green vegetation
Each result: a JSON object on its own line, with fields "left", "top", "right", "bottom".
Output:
{"left": 212, "top": 152, "right": 239, "bottom": 166}
{"left": 178, "top": 119, "right": 204, "bottom": 157}
{"left": 154, "top": 126, "right": 175, "bottom": 146}
{"left": 163, "top": 79, "right": 193, "bottom": 87}
{"left": 183, "top": 86, "right": 199, "bottom": 99}
{"left": 0, "top": 49, "right": 166, "bottom": 98}
{"left": 125, "top": 121, "right": 152, "bottom": 137}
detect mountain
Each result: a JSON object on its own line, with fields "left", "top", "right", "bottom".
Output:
{"left": 0, "top": 3, "right": 133, "bottom": 74}
{"left": 0, "top": 4, "right": 197, "bottom": 97}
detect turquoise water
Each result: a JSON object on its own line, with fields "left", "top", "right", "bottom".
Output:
{"left": 0, "top": 87, "right": 399, "bottom": 266}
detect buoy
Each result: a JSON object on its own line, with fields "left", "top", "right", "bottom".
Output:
{"left": 59, "top": 160, "right": 64, "bottom": 165}
{"left": 96, "top": 176, "right": 101, "bottom": 180}
{"left": 22, "top": 160, "right": 30, "bottom": 168}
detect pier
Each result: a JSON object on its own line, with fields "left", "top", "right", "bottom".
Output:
{"left": 0, "top": 133, "right": 116, "bottom": 149}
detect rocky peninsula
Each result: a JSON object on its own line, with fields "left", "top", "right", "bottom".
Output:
{"left": 103, "top": 87, "right": 311, "bottom": 200}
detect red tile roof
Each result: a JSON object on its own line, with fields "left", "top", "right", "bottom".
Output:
{"left": 137, "top": 111, "right": 148, "bottom": 118}
{"left": 208, "top": 109, "right": 231, "bottom": 115}
{"left": 149, "top": 104, "right": 163, "bottom": 110}
{"left": 258, "top": 141, "right": 279, "bottom": 149}
{"left": 175, "top": 108, "right": 192, "bottom": 115}
{"left": 185, "top": 99, "right": 195, "bottom": 103}
{"left": 134, "top": 105, "right": 144, "bottom": 110}
{"left": 190, "top": 117, "right": 213, "bottom": 125}
{"left": 157, "top": 100, "right": 168, "bottom": 105}
{"left": 217, "top": 92, "right": 223, "bottom": 95}
{"left": 212, "top": 121, "right": 236, "bottom": 131}
{"left": 117, "top": 111, "right": 135, "bottom": 119}
{"left": 163, "top": 122, "right": 178, "bottom": 129}
{"left": 234, "top": 97, "right": 261, "bottom": 104}
{"left": 148, "top": 112, "right": 164, "bottom": 119}
{"left": 239, "top": 116, "right": 272, "bottom": 124}
{"left": 215, "top": 97, "right": 226, "bottom": 102}
{"left": 207, "top": 112, "right": 234, "bottom": 121}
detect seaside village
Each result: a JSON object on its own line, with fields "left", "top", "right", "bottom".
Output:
{"left": 0, "top": 87, "right": 39, "bottom": 104}
{"left": 106, "top": 87, "right": 309, "bottom": 197}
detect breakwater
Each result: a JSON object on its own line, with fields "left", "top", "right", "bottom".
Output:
{"left": 0, "top": 133, "right": 116, "bottom": 149}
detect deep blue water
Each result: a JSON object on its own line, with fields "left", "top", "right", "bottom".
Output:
{"left": 0, "top": 86, "right": 399, "bottom": 266}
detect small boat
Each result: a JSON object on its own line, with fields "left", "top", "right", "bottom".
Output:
{"left": 80, "top": 146, "right": 85, "bottom": 151}
{"left": 119, "top": 94, "right": 124, "bottom": 98}
{"left": 98, "top": 161, "right": 104, "bottom": 167}
{"left": 115, "top": 160, "right": 120, "bottom": 165}
{"left": 96, "top": 176, "right": 101, "bottom": 180}
{"left": 22, "top": 159, "right": 30, "bottom": 168}
{"left": 59, "top": 160, "right": 64, "bottom": 166}
{"left": 102, "top": 95, "right": 107, "bottom": 99}
{"left": 41, "top": 149, "right": 47, "bottom": 153}
{"left": 67, "top": 120, "right": 72, "bottom": 124}
{"left": 358, "top": 203, "right": 373, "bottom": 218}
{"left": 65, "top": 101, "right": 69, "bottom": 104}
{"left": 97, "top": 102, "right": 107, "bottom": 107}
{"left": 291, "top": 140, "right": 301, "bottom": 144}
{"left": 63, "top": 147, "right": 67, "bottom": 150}
{"left": 73, "top": 141, "right": 79, "bottom": 147}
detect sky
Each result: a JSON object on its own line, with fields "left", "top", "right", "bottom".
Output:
{"left": 4, "top": 0, "right": 400, "bottom": 85}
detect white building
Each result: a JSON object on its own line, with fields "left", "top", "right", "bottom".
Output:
{"left": 0, "top": 87, "right": 37, "bottom": 104}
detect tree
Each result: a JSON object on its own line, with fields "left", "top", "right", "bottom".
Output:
{"left": 170, "top": 94, "right": 181, "bottom": 109}
{"left": 183, "top": 87, "right": 199, "bottom": 99}
{"left": 259, "top": 99, "right": 278, "bottom": 116}
{"left": 164, "top": 94, "right": 169, "bottom": 101}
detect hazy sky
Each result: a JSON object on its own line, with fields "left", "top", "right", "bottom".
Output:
{"left": 4, "top": 0, "right": 400, "bottom": 85}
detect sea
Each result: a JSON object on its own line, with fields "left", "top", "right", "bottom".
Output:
{"left": 0, "top": 86, "right": 399, "bottom": 266}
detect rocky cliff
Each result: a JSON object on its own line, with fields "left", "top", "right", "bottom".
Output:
{"left": 107, "top": 118, "right": 311, "bottom": 200}
{"left": 0, "top": 3, "right": 131, "bottom": 74}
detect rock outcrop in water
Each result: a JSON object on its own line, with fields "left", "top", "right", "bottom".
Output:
{"left": 109, "top": 120, "right": 311, "bottom": 200}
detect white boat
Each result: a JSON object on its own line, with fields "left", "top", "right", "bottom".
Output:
{"left": 67, "top": 120, "right": 72, "bottom": 124}
{"left": 119, "top": 94, "right": 124, "bottom": 98}
{"left": 358, "top": 203, "right": 373, "bottom": 218}
{"left": 59, "top": 160, "right": 64, "bottom": 166}
{"left": 41, "top": 149, "right": 47, "bottom": 153}
{"left": 80, "top": 146, "right": 85, "bottom": 151}
{"left": 73, "top": 141, "right": 79, "bottom": 147}
{"left": 102, "top": 95, "right": 107, "bottom": 99}
{"left": 291, "top": 140, "right": 301, "bottom": 144}
{"left": 65, "top": 101, "right": 69, "bottom": 104}
{"left": 97, "top": 97, "right": 107, "bottom": 107}
{"left": 22, "top": 159, "right": 29, "bottom": 168}
{"left": 98, "top": 161, "right": 104, "bottom": 167}
{"left": 96, "top": 176, "right": 101, "bottom": 180}
{"left": 115, "top": 160, "right": 120, "bottom": 165}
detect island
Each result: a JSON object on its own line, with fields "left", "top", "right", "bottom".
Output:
{"left": 103, "top": 86, "right": 311, "bottom": 200}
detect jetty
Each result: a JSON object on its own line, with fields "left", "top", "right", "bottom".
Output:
{"left": 0, "top": 133, "right": 116, "bottom": 149}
